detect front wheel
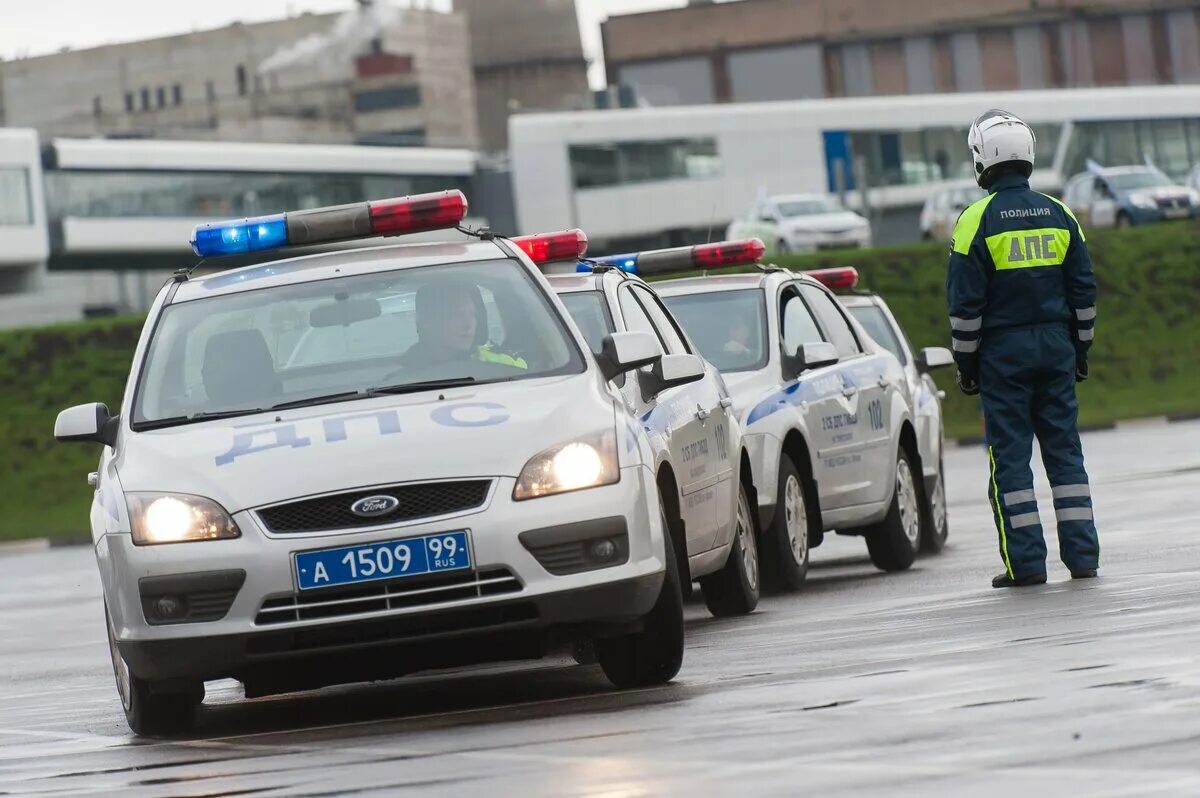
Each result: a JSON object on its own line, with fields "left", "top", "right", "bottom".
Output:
{"left": 864, "top": 448, "right": 921, "bottom": 572}
{"left": 106, "top": 605, "right": 202, "bottom": 737}
{"left": 761, "top": 455, "right": 813, "bottom": 592}
{"left": 1115, "top": 212, "right": 1133, "bottom": 229}
{"left": 920, "top": 459, "right": 949, "bottom": 554}
{"left": 700, "top": 482, "right": 761, "bottom": 616}
{"left": 596, "top": 503, "right": 685, "bottom": 688}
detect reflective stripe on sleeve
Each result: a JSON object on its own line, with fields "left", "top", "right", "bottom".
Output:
{"left": 1075, "top": 306, "right": 1097, "bottom": 321}
{"left": 1056, "top": 507, "right": 1094, "bottom": 523}
{"left": 1003, "top": 489, "right": 1036, "bottom": 507}
{"left": 952, "top": 338, "right": 980, "bottom": 353}
{"left": 950, "top": 316, "right": 983, "bottom": 332}
{"left": 1009, "top": 511, "right": 1042, "bottom": 529}
{"left": 1052, "top": 483, "right": 1091, "bottom": 500}
{"left": 1077, "top": 329, "right": 1094, "bottom": 341}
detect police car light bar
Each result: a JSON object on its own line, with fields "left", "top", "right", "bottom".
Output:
{"left": 804, "top": 267, "right": 860, "bottom": 290}
{"left": 511, "top": 229, "right": 589, "bottom": 264}
{"left": 190, "top": 190, "right": 469, "bottom": 257}
{"left": 581, "top": 238, "right": 766, "bottom": 276}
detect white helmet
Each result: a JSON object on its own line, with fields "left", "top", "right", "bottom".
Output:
{"left": 968, "top": 109, "right": 1036, "bottom": 188}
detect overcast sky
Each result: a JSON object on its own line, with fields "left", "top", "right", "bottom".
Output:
{"left": 0, "top": 0, "right": 692, "bottom": 88}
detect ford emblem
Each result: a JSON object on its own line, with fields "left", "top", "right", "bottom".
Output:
{"left": 351, "top": 494, "right": 400, "bottom": 518}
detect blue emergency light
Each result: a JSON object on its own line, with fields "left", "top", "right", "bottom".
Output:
{"left": 578, "top": 239, "right": 765, "bottom": 276}
{"left": 189, "top": 190, "right": 469, "bottom": 258}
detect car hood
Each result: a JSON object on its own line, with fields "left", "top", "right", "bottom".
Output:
{"left": 115, "top": 375, "right": 614, "bottom": 513}
{"left": 1127, "top": 187, "right": 1196, "bottom": 204}
{"left": 785, "top": 211, "right": 867, "bottom": 233}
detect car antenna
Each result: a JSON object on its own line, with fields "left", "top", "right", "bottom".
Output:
{"left": 702, "top": 200, "right": 718, "bottom": 277}
{"left": 173, "top": 257, "right": 207, "bottom": 282}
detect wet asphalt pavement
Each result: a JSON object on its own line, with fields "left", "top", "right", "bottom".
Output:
{"left": 2, "top": 421, "right": 1200, "bottom": 797}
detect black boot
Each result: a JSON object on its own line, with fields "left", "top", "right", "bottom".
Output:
{"left": 1070, "top": 568, "right": 1098, "bottom": 579}
{"left": 992, "top": 572, "right": 1047, "bottom": 588}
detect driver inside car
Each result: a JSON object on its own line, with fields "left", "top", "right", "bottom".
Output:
{"left": 399, "top": 280, "right": 527, "bottom": 371}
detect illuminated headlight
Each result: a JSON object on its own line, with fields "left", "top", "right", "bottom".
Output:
{"left": 126, "top": 493, "right": 241, "bottom": 545}
{"left": 513, "top": 430, "right": 619, "bottom": 501}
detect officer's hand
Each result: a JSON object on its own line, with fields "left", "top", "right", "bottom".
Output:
{"left": 956, "top": 370, "right": 980, "bottom": 396}
{"left": 1076, "top": 360, "right": 1089, "bottom": 383}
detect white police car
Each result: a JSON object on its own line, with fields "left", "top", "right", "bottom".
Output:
{"left": 53, "top": 191, "right": 686, "bottom": 736}
{"left": 657, "top": 262, "right": 930, "bottom": 589}
{"left": 548, "top": 242, "right": 765, "bottom": 618}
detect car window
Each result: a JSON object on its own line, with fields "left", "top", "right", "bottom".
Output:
{"left": 558, "top": 290, "right": 614, "bottom": 355}
{"left": 800, "top": 284, "right": 862, "bottom": 359}
{"left": 133, "top": 259, "right": 584, "bottom": 425}
{"left": 846, "top": 304, "right": 906, "bottom": 365}
{"left": 780, "top": 288, "right": 824, "bottom": 356}
{"left": 632, "top": 285, "right": 690, "bottom": 356}
{"left": 1108, "top": 171, "right": 1173, "bottom": 191}
{"left": 661, "top": 289, "right": 767, "bottom": 373}
{"left": 618, "top": 286, "right": 665, "bottom": 354}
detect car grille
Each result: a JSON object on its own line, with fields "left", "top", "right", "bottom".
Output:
{"left": 254, "top": 567, "right": 522, "bottom": 625}
{"left": 256, "top": 480, "right": 491, "bottom": 534}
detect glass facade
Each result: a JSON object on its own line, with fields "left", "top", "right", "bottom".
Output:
{"left": 0, "top": 168, "right": 33, "bottom": 226}
{"left": 1063, "top": 118, "right": 1200, "bottom": 179}
{"left": 569, "top": 139, "right": 720, "bottom": 189}
{"left": 840, "top": 124, "right": 1063, "bottom": 188}
{"left": 44, "top": 170, "right": 471, "bottom": 221}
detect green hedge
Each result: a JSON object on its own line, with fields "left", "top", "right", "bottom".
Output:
{"left": 3, "top": 222, "right": 1198, "bottom": 540}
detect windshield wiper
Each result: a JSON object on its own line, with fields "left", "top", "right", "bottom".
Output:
{"left": 269, "top": 391, "right": 365, "bottom": 411}
{"left": 133, "top": 408, "right": 265, "bottom": 431}
{"left": 366, "top": 377, "right": 477, "bottom": 396}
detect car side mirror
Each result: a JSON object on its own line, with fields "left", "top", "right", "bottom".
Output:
{"left": 917, "top": 346, "right": 954, "bottom": 373}
{"left": 597, "top": 331, "right": 661, "bottom": 381}
{"left": 55, "top": 402, "right": 119, "bottom": 447}
{"left": 640, "top": 353, "right": 706, "bottom": 398}
{"left": 781, "top": 341, "right": 839, "bottom": 380}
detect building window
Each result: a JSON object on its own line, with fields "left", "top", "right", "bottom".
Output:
{"left": 172, "top": 84, "right": 183, "bottom": 106}
{"left": 140, "top": 88, "right": 150, "bottom": 111}
{"left": 124, "top": 92, "right": 134, "bottom": 113}
{"left": 352, "top": 85, "right": 422, "bottom": 112}
{"left": 569, "top": 139, "right": 720, "bottom": 189}
{"left": 1063, "top": 117, "right": 1200, "bottom": 179}
{"left": 156, "top": 87, "right": 165, "bottom": 108}
{"left": 0, "top": 168, "right": 33, "bottom": 226}
{"left": 236, "top": 65, "right": 247, "bottom": 96}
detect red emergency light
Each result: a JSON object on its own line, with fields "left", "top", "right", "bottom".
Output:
{"left": 804, "top": 267, "right": 860, "bottom": 290}
{"left": 589, "top": 238, "right": 766, "bottom": 276}
{"left": 511, "top": 229, "right": 589, "bottom": 264}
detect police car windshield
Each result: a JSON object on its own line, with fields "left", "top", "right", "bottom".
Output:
{"left": 660, "top": 289, "right": 768, "bottom": 373}
{"left": 777, "top": 198, "right": 842, "bottom": 217}
{"left": 1107, "top": 171, "right": 1174, "bottom": 191}
{"left": 132, "top": 259, "right": 584, "bottom": 427}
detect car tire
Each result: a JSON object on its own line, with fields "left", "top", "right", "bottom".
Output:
{"left": 596, "top": 503, "right": 684, "bottom": 689}
{"left": 864, "top": 447, "right": 921, "bottom": 572}
{"left": 1116, "top": 212, "right": 1133, "bottom": 229}
{"left": 106, "top": 605, "right": 202, "bottom": 737}
{"left": 920, "top": 458, "right": 949, "bottom": 554}
{"left": 699, "top": 482, "right": 761, "bottom": 616}
{"left": 761, "top": 454, "right": 813, "bottom": 592}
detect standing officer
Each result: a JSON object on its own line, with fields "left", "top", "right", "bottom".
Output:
{"left": 946, "top": 109, "right": 1100, "bottom": 588}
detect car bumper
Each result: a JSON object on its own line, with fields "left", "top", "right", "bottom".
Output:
{"left": 99, "top": 466, "right": 666, "bottom": 683}
{"left": 741, "top": 431, "right": 782, "bottom": 523}
{"left": 1127, "top": 205, "right": 1198, "bottom": 224}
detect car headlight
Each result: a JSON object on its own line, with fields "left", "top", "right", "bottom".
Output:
{"left": 126, "top": 492, "right": 241, "bottom": 545}
{"left": 1130, "top": 194, "right": 1157, "bottom": 209}
{"left": 513, "top": 430, "right": 619, "bottom": 501}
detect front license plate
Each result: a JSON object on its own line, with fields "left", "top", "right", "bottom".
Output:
{"left": 294, "top": 531, "right": 471, "bottom": 591}
{"left": 1164, "top": 208, "right": 1189, "bottom": 219}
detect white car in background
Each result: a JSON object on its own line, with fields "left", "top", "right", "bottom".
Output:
{"left": 919, "top": 183, "right": 987, "bottom": 241}
{"left": 727, "top": 194, "right": 871, "bottom": 255}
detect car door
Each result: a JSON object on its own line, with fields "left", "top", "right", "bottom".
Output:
{"left": 633, "top": 283, "right": 736, "bottom": 549}
{"left": 800, "top": 282, "right": 894, "bottom": 507}
{"left": 778, "top": 283, "right": 858, "bottom": 511}
{"left": 617, "top": 284, "right": 721, "bottom": 554}
{"left": 1091, "top": 177, "right": 1119, "bottom": 228}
